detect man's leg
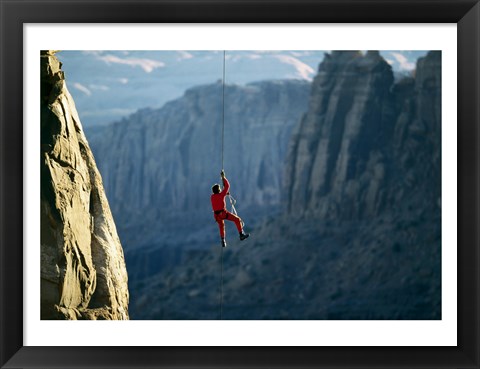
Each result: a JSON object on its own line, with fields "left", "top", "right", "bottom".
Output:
{"left": 225, "top": 211, "right": 242, "bottom": 233}
{"left": 225, "top": 212, "right": 249, "bottom": 240}
{"left": 217, "top": 219, "right": 226, "bottom": 238}
{"left": 216, "top": 219, "right": 227, "bottom": 247}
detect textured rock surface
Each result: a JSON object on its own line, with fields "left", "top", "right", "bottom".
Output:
{"left": 391, "top": 51, "right": 442, "bottom": 215}
{"left": 40, "top": 50, "right": 129, "bottom": 320}
{"left": 87, "top": 79, "right": 310, "bottom": 246}
{"left": 284, "top": 51, "right": 441, "bottom": 220}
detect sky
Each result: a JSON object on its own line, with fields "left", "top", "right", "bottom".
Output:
{"left": 58, "top": 50, "right": 428, "bottom": 127}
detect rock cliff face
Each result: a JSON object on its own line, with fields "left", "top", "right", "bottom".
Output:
{"left": 40, "top": 51, "right": 129, "bottom": 320}
{"left": 87, "top": 80, "right": 310, "bottom": 240}
{"left": 284, "top": 51, "right": 441, "bottom": 220}
{"left": 391, "top": 51, "right": 441, "bottom": 215}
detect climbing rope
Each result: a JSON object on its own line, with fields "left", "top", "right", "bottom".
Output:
{"left": 221, "top": 50, "right": 226, "bottom": 171}
{"left": 220, "top": 245, "right": 224, "bottom": 320}
{"left": 218, "top": 50, "right": 245, "bottom": 320}
{"left": 221, "top": 50, "right": 244, "bottom": 229}
{"left": 228, "top": 193, "right": 245, "bottom": 227}
{"left": 219, "top": 50, "right": 226, "bottom": 320}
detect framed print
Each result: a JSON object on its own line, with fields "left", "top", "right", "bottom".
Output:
{"left": 1, "top": 0, "right": 479, "bottom": 368}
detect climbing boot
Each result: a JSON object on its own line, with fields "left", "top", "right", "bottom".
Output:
{"left": 221, "top": 238, "right": 227, "bottom": 248}
{"left": 239, "top": 231, "right": 250, "bottom": 241}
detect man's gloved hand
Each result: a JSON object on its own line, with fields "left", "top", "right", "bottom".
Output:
{"left": 220, "top": 170, "right": 225, "bottom": 178}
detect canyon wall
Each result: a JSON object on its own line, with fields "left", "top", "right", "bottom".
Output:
{"left": 284, "top": 51, "right": 441, "bottom": 221}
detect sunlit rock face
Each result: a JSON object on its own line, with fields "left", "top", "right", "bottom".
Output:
{"left": 40, "top": 50, "right": 129, "bottom": 320}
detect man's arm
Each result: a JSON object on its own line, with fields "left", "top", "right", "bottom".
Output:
{"left": 220, "top": 171, "right": 230, "bottom": 195}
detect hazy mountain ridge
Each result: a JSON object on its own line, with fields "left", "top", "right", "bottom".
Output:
{"left": 59, "top": 50, "right": 428, "bottom": 127}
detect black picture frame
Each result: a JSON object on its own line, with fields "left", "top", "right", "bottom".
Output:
{"left": 1, "top": 1, "right": 479, "bottom": 368}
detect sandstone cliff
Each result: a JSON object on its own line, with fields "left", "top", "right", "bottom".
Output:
{"left": 40, "top": 51, "right": 129, "bottom": 320}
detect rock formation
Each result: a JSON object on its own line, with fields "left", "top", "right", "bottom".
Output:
{"left": 284, "top": 51, "right": 441, "bottom": 220}
{"left": 391, "top": 51, "right": 441, "bottom": 216}
{"left": 40, "top": 50, "right": 129, "bottom": 320}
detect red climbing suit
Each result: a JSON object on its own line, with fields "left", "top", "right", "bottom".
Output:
{"left": 211, "top": 177, "right": 243, "bottom": 238}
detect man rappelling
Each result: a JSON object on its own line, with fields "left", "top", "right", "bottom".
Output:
{"left": 211, "top": 170, "right": 249, "bottom": 248}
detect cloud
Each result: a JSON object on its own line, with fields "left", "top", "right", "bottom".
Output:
{"left": 272, "top": 54, "right": 315, "bottom": 80}
{"left": 290, "top": 51, "right": 314, "bottom": 57}
{"left": 177, "top": 51, "right": 193, "bottom": 60}
{"left": 390, "top": 52, "right": 415, "bottom": 70}
{"left": 253, "top": 50, "right": 278, "bottom": 54}
{"left": 72, "top": 82, "right": 91, "bottom": 96}
{"left": 89, "top": 84, "right": 109, "bottom": 91}
{"left": 228, "top": 53, "right": 263, "bottom": 61}
{"left": 81, "top": 108, "right": 136, "bottom": 117}
{"left": 97, "top": 54, "right": 165, "bottom": 73}
{"left": 81, "top": 50, "right": 102, "bottom": 56}
{"left": 118, "top": 78, "right": 129, "bottom": 84}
